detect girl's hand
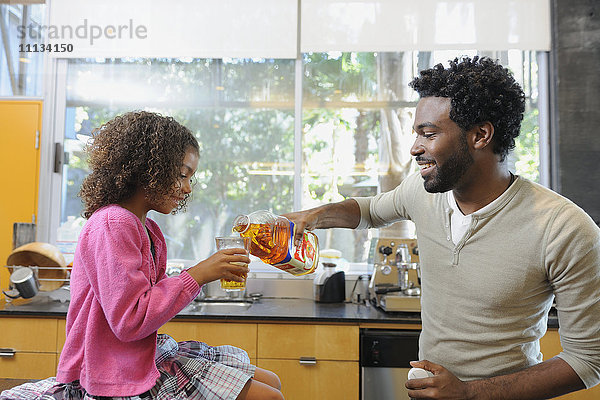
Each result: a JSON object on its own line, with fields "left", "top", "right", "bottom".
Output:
{"left": 187, "top": 248, "right": 250, "bottom": 286}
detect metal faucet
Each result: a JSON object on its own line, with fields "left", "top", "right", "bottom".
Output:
{"left": 194, "top": 285, "right": 207, "bottom": 301}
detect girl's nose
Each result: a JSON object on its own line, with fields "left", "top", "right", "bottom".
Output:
{"left": 182, "top": 179, "right": 192, "bottom": 194}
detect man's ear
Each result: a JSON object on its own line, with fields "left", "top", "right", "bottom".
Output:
{"left": 471, "top": 121, "right": 494, "bottom": 150}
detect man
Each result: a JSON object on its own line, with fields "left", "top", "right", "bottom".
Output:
{"left": 285, "top": 57, "right": 600, "bottom": 399}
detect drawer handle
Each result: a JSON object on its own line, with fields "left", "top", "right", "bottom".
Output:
{"left": 299, "top": 357, "right": 317, "bottom": 365}
{"left": 0, "top": 348, "right": 16, "bottom": 357}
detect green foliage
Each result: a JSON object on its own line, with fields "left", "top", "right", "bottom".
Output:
{"left": 63, "top": 52, "right": 541, "bottom": 262}
{"left": 303, "top": 52, "right": 377, "bottom": 102}
{"left": 514, "top": 108, "right": 540, "bottom": 182}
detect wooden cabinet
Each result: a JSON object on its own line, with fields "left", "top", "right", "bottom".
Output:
{"left": 258, "top": 358, "right": 357, "bottom": 399}
{"left": 159, "top": 320, "right": 361, "bottom": 400}
{"left": 540, "top": 329, "right": 600, "bottom": 400}
{"left": 159, "top": 321, "right": 258, "bottom": 361}
{"left": 159, "top": 321, "right": 359, "bottom": 400}
{"left": 5, "top": 317, "right": 598, "bottom": 400}
{"left": 0, "top": 317, "right": 57, "bottom": 379}
{"left": 159, "top": 321, "right": 360, "bottom": 400}
{"left": 56, "top": 318, "right": 66, "bottom": 367}
{"left": 257, "top": 324, "right": 358, "bottom": 361}
{"left": 257, "top": 323, "right": 359, "bottom": 400}
{"left": 0, "top": 101, "right": 43, "bottom": 297}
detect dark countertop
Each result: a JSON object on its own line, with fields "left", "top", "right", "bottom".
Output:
{"left": 0, "top": 296, "right": 420, "bottom": 325}
{"left": 178, "top": 298, "right": 423, "bottom": 324}
{"left": 0, "top": 296, "right": 558, "bottom": 328}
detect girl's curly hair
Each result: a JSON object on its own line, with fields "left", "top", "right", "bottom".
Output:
{"left": 79, "top": 111, "right": 199, "bottom": 219}
{"left": 409, "top": 56, "right": 525, "bottom": 161}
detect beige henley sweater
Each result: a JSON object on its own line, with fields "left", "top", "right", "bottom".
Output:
{"left": 354, "top": 172, "right": 600, "bottom": 388}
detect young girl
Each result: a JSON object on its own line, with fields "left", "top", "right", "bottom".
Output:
{"left": 1, "top": 112, "right": 284, "bottom": 400}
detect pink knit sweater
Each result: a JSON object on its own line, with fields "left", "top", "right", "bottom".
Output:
{"left": 56, "top": 205, "right": 201, "bottom": 396}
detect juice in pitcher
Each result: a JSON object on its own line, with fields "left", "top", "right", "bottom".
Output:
{"left": 232, "top": 210, "right": 319, "bottom": 276}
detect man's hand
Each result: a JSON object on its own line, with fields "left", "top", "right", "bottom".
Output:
{"left": 282, "top": 209, "right": 319, "bottom": 246}
{"left": 283, "top": 199, "right": 362, "bottom": 246}
{"left": 406, "top": 360, "right": 472, "bottom": 400}
{"left": 406, "top": 357, "right": 585, "bottom": 400}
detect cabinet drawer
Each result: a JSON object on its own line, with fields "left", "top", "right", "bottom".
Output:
{"left": 159, "top": 321, "right": 257, "bottom": 359}
{"left": 257, "top": 358, "right": 358, "bottom": 400}
{"left": 258, "top": 324, "right": 358, "bottom": 361}
{"left": 0, "top": 351, "right": 56, "bottom": 379}
{"left": 0, "top": 317, "right": 58, "bottom": 352}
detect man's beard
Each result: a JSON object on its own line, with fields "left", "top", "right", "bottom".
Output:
{"left": 423, "top": 134, "right": 474, "bottom": 193}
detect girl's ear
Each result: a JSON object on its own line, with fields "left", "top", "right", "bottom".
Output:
{"left": 471, "top": 121, "right": 494, "bottom": 151}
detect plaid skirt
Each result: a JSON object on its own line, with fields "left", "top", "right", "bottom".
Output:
{"left": 0, "top": 334, "right": 255, "bottom": 400}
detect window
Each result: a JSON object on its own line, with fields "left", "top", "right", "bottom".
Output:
{"left": 0, "top": 3, "right": 45, "bottom": 97}
{"left": 302, "top": 50, "right": 541, "bottom": 263}
{"left": 60, "top": 51, "right": 541, "bottom": 267}
{"left": 62, "top": 58, "right": 295, "bottom": 261}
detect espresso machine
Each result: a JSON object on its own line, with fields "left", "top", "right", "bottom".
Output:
{"left": 368, "top": 238, "right": 421, "bottom": 312}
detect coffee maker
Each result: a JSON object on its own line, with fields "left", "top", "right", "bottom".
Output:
{"left": 313, "top": 249, "right": 345, "bottom": 303}
{"left": 368, "top": 238, "right": 421, "bottom": 312}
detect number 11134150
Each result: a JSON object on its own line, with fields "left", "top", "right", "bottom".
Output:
{"left": 19, "top": 43, "right": 73, "bottom": 53}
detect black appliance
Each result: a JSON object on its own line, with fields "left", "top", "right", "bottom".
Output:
{"left": 314, "top": 270, "right": 345, "bottom": 303}
{"left": 360, "top": 329, "right": 420, "bottom": 399}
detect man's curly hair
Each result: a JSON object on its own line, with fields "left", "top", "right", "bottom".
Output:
{"left": 409, "top": 56, "right": 525, "bottom": 161}
{"left": 79, "top": 111, "right": 199, "bottom": 219}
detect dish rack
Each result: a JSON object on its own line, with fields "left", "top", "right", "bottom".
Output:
{"left": 3, "top": 264, "right": 72, "bottom": 303}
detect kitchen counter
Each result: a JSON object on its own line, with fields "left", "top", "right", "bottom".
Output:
{"left": 0, "top": 296, "right": 420, "bottom": 325}
{"left": 0, "top": 296, "right": 558, "bottom": 328}
{"left": 179, "top": 298, "right": 423, "bottom": 324}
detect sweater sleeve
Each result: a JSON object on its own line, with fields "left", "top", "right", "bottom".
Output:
{"left": 545, "top": 202, "right": 600, "bottom": 388}
{"left": 81, "top": 215, "right": 199, "bottom": 342}
{"left": 353, "top": 172, "right": 419, "bottom": 229}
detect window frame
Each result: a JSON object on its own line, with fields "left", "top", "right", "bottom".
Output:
{"left": 36, "top": 51, "right": 552, "bottom": 266}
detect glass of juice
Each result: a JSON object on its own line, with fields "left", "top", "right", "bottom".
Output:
{"left": 214, "top": 236, "right": 251, "bottom": 291}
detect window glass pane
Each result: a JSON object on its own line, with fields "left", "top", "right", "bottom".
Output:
{"left": 302, "top": 107, "right": 381, "bottom": 263}
{"left": 302, "top": 51, "right": 540, "bottom": 263}
{"left": 60, "top": 51, "right": 541, "bottom": 267}
{"left": 62, "top": 58, "right": 295, "bottom": 262}
{"left": 508, "top": 50, "right": 540, "bottom": 183}
{"left": 66, "top": 58, "right": 295, "bottom": 106}
{"left": 0, "top": 4, "right": 45, "bottom": 96}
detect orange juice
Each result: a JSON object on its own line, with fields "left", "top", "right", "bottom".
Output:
{"left": 233, "top": 211, "right": 319, "bottom": 276}
{"left": 215, "top": 236, "right": 250, "bottom": 291}
{"left": 220, "top": 261, "right": 247, "bottom": 290}
{"left": 233, "top": 223, "right": 289, "bottom": 263}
